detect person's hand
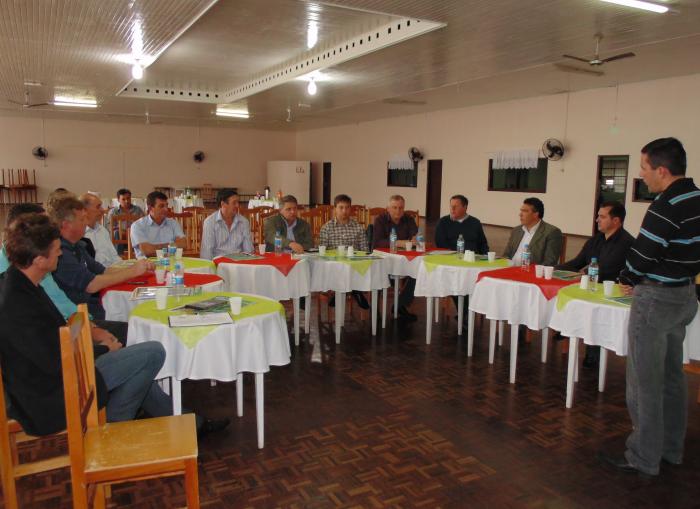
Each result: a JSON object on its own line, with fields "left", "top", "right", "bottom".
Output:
{"left": 619, "top": 284, "right": 634, "bottom": 296}
{"left": 102, "top": 337, "right": 123, "bottom": 351}
{"left": 92, "top": 327, "right": 122, "bottom": 351}
{"left": 131, "top": 258, "right": 150, "bottom": 276}
{"left": 289, "top": 242, "right": 304, "bottom": 254}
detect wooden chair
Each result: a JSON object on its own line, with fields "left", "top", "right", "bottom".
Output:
{"left": 559, "top": 234, "right": 569, "bottom": 265}
{"left": 405, "top": 209, "right": 420, "bottom": 229}
{"left": 349, "top": 205, "right": 367, "bottom": 226}
{"left": 258, "top": 210, "right": 279, "bottom": 246}
{"left": 300, "top": 208, "right": 323, "bottom": 245}
{"left": 59, "top": 304, "right": 200, "bottom": 509}
{"left": 367, "top": 207, "right": 386, "bottom": 227}
{"left": 167, "top": 211, "right": 198, "bottom": 256}
{"left": 316, "top": 205, "right": 334, "bottom": 225}
{"left": 109, "top": 213, "right": 141, "bottom": 260}
{"left": 0, "top": 363, "right": 70, "bottom": 509}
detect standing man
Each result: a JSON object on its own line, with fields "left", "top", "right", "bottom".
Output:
{"left": 503, "top": 197, "right": 563, "bottom": 266}
{"left": 200, "top": 188, "right": 253, "bottom": 259}
{"left": 601, "top": 138, "right": 700, "bottom": 477}
{"left": 556, "top": 201, "right": 635, "bottom": 368}
{"left": 106, "top": 188, "right": 144, "bottom": 255}
{"left": 81, "top": 193, "right": 122, "bottom": 267}
{"left": 130, "top": 191, "right": 186, "bottom": 258}
{"left": 264, "top": 195, "right": 313, "bottom": 253}
{"left": 373, "top": 195, "right": 419, "bottom": 321}
{"left": 435, "top": 195, "right": 488, "bottom": 253}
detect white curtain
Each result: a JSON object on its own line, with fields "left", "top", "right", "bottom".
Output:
{"left": 388, "top": 156, "right": 414, "bottom": 170}
{"left": 492, "top": 149, "right": 539, "bottom": 170}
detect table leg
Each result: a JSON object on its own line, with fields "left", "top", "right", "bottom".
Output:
{"left": 340, "top": 292, "right": 346, "bottom": 328}
{"left": 371, "top": 289, "right": 378, "bottom": 336}
{"left": 255, "top": 373, "right": 264, "bottom": 449}
{"left": 509, "top": 325, "right": 518, "bottom": 384}
{"left": 381, "top": 288, "right": 387, "bottom": 329}
{"left": 335, "top": 292, "right": 343, "bottom": 344}
{"left": 426, "top": 297, "right": 433, "bottom": 345}
{"left": 457, "top": 296, "right": 464, "bottom": 336}
{"left": 467, "top": 310, "right": 475, "bottom": 357}
{"left": 293, "top": 297, "right": 300, "bottom": 346}
{"left": 304, "top": 294, "right": 311, "bottom": 334}
{"left": 599, "top": 347, "right": 608, "bottom": 392}
{"left": 488, "top": 320, "right": 496, "bottom": 364}
{"left": 393, "top": 276, "right": 400, "bottom": 318}
{"left": 498, "top": 320, "right": 504, "bottom": 346}
{"left": 434, "top": 297, "right": 439, "bottom": 323}
{"left": 541, "top": 327, "right": 548, "bottom": 363}
{"left": 160, "top": 378, "right": 170, "bottom": 395}
{"left": 566, "top": 337, "right": 579, "bottom": 408}
{"left": 574, "top": 347, "right": 580, "bottom": 383}
{"left": 236, "top": 375, "right": 243, "bottom": 417}
{"left": 172, "top": 377, "right": 182, "bottom": 415}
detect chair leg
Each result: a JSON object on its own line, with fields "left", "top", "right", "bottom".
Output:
{"left": 1, "top": 465, "right": 19, "bottom": 509}
{"left": 93, "top": 484, "right": 107, "bottom": 509}
{"left": 184, "top": 458, "right": 200, "bottom": 509}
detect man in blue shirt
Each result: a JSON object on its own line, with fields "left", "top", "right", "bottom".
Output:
{"left": 130, "top": 191, "right": 186, "bottom": 258}
{"left": 200, "top": 189, "right": 253, "bottom": 259}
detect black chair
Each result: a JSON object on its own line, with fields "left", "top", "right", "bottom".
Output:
{"left": 366, "top": 224, "right": 374, "bottom": 252}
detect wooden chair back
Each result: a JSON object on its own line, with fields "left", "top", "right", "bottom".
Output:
{"left": 167, "top": 212, "right": 197, "bottom": 255}
{"left": 258, "top": 210, "right": 279, "bottom": 246}
{"left": 559, "top": 234, "right": 569, "bottom": 265}
{"left": 367, "top": 207, "right": 386, "bottom": 227}
{"left": 315, "top": 205, "right": 334, "bottom": 224}
{"left": 300, "top": 208, "right": 323, "bottom": 245}
{"left": 350, "top": 205, "right": 367, "bottom": 226}
{"left": 109, "top": 213, "right": 141, "bottom": 260}
{"left": 405, "top": 209, "right": 420, "bottom": 229}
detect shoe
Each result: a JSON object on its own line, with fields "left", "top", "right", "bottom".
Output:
{"left": 661, "top": 457, "right": 682, "bottom": 467}
{"left": 328, "top": 295, "right": 335, "bottom": 307}
{"left": 597, "top": 452, "right": 654, "bottom": 478}
{"left": 398, "top": 306, "right": 417, "bottom": 322}
{"left": 197, "top": 417, "right": 231, "bottom": 438}
{"left": 582, "top": 355, "right": 599, "bottom": 369}
{"left": 352, "top": 291, "right": 370, "bottom": 310}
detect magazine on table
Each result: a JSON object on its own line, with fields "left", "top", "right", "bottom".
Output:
{"left": 169, "top": 296, "right": 257, "bottom": 313}
{"left": 605, "top": 296, "right": 633, "bottom": 306}
{"left": 426, "top": 250, "right": 456, "bottom": 255}
{"left": 168, "top": 312, "right": 233, "bottom": 328}
{"left": 221, "top": 252, "right": 265, "bottom": 261}
{"left": 552, "top": 270, "right": 581, "bottom": 281}
{"left": 129, "top": 286, "right": 197, "bottom": 300}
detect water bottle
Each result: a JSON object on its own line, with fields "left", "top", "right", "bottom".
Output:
{"left": 173, "top": 260, "right": 185, "bottom": 300}
{"left": 274, "top": 230, "right": 283, "bottom": 255}
{"left": 588, "top": 257, "right": 599, "bottom": 292}
{"left": 521, "top": 243, "right": 531, "bottom": 271}
{"left": 167, "top": 242, "right": 176, "bottom": 269}
{"left": 456, "top": 234, "right": 465, "bottom": 255}
{"left": 390, "top": 228, "right": 398, "bottom": 253}
{"left": 416, "top": 229, "right": 425, "bottom": 252}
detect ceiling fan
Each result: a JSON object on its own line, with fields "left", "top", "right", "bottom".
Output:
{"left": 6, "top": 90, "right": 51, "bottom": 109}
{"left": 562, "top": 34, "right": 635, "bottom": 67}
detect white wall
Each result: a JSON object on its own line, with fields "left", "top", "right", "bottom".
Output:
{"left": 296, "top": 73, "right": 700, "bottom": 236}
{"left": 0, "top": 116, "right": 295, "bottom": 202}
{"left": 266, "top": 161, "right": 311, "bottom": 204}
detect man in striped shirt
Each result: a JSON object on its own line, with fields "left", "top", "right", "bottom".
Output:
{"left": 600, "top": 138, "right": 700, "bottom": 477}
{"left": 200, "top": 188, "right": 253, "bottom": 259}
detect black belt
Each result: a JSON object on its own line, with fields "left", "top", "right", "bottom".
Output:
{"left": 641, "top": 277, "right": 693, "bottom": 288}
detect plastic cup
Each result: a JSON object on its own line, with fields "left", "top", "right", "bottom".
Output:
{"left": 404, "top": 241, "right": 413, "bottom": 252}
{"left": 155, "top": 268, "right": 166, "bottom": 284}
{"left": 347, "top": 246, "right": 354, "bottom": 257}
{"left": 155, "top": 288, "right": 168, "bottom": 310}
{"left": 258, "top": 244, "right": 266, "bottom": 255}
{"left": 175, "top": 247, "right": 183, "bottom": 259}
{"left": 603, "top": 280, "right": 615, "bottom": 297}
{"left": 318, "top": 245, "right": 327, "bottom": 256}
{"left": 487, "top": 251, "right": 496, "bottom": 262}
{"left": 579, "top": 274, "right": 589, "bottom": 289}
{"left": 535, "top": 265, "right": 544, "bottom": 278}
{"left": 168, "top": 245, "right": 176, "bottom": 257}
{"left": 229, "top": 296, "right": 242, "bottom": 315}
{"left": 156, "top": 249, "right": 164, "bottom": 259}
{"left": 544, "top": 266, "right": 554, "bottom": 280}
{"left": 337, "top": 245, "right": 346, "bottom": 257}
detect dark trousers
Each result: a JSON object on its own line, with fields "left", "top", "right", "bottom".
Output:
{"left": 399, "top": 277, "right": 416, "bottom": 308}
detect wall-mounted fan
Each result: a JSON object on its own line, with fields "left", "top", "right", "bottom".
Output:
{"left": 32, "top": 146, "right": 48, "bottom": 160}
{"left": 408, "top": 147, "right": 423, "bottom": 163}
{"left": 193, "top": 151, "right": 205, "bottom": 163}
{"left": 541, "top": 139, "right": 564, "bottom": 161}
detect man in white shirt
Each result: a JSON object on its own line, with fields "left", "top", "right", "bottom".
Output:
{"left": 81, "top": 193, "right": 122, "bottom": 267}
{"left": 502, "top": 197, "right": 563, "bottom": 266}
{"left": 200, "top": 189, "right": 253, "bottom": 259}
{"left": 130, "top": 191, "right": 187, "bottom": 258}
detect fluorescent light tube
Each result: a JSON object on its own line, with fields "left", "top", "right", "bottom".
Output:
{"left": 600, "top": 0, "right": 668, "bottom": 13}
{"left": 216, "top": 108, "right": 249, "bottom": 119}
{"left": 53, "top": 96, "right": 98, "bottom": 108}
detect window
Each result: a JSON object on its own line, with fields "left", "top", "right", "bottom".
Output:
{"left": 488, "top": 158, "right": 547, "bottom": 192}
{"left": 387, "top": 163, "right": 417, "bottom": 187}
{"left": 632, "top": 178, "right": 658, "bottom": 202}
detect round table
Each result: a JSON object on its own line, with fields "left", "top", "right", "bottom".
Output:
{"left": 215, "top": 253, "right": 311, "bottom": 345}
{"left": 549, "top": 284, "right": 700, "bottom": 408}
{"left": 127, "top": 292, "right": 291, "bottom": 449}
{"left": 248, "top": 199, "right": 279, "bottom": 209}
{"left": 101, "top": 273, "right": 223, "bottom": 322}
{"left": 171, "top": 196, "right": 204, "bottom": 213}
{"left": 150, "top": 256, "right": 216, "bottom": 274}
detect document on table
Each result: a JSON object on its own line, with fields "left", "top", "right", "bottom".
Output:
{"left": 168, "top": 312, "right": 233, "bottom": 328}
{"left": 552, "top": 270, "right": 581, "bottom": 281}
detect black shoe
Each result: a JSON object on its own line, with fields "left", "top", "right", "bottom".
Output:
{"left": 398, "top": 306, "right": 417, "bottom": 322}
{"left": 197, "top": 417, "right": 231, "bottom": 438}
{"left": 661, "top": 457, "right": 682, "bottom": 467}
{"left": 352, "top": 291, "right": 370, "bottom": 310}
{"left": 597, "top": 452, "right": 654, "bottom": 478}
{"left": 299, "top": 298, "right": 306, "bottom": 310}
{"left": 582, "top": 355, "right": 599, "bottom": 369}
{"left": 328, "top": 295, "right": 335, "bottom": 307}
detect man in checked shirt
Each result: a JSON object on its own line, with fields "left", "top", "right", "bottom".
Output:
{"left": 319, "top": 194, "right": 370, "bottom": 309}
{"left": 599, "top": 138, "right": 700, "bottom": 477}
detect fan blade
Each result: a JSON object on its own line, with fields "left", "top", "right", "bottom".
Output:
{"left": 25, "top": 102, "right": 51, "bottom": 108}
{"left": 553, "top": 63, "right": 604, "bottom": 76}
{"left": 562, "top": 54, "right": 592, "bottom": 64}
{"left": 6, "top": 99, "right": 24, "bottom": 106}
{"left": 601, "top": 52, "right": 635, "bottom": 63}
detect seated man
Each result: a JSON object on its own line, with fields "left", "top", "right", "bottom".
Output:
{"left": 264, "top": 195, "right": 313, "bottom": 253}
{"left": 435, "top": 194, "right": 488, "bottom": 253}
{"left": 503, "top": 197, "right": 563, "bottom": 266}
{"left": 556, "top": 201, "right": 634, "bottom": 367}
{"left": 106, "top": 188, "right": 144, "bottom": 255}
{"left": 319, "top": 194, "right": 370, "bottom": 309}
{"left": 130, "top": 191, "right": 186, "bottom": 258}
{"left": 50, "top": 197, "right": 152, "bottom": 320}
{"left": 81, "top": 192, "right": 122, "bottom": 267}
{"left": 373, "top": 195, "right": 419, "bottom": 321}
{"left": 200, "top": 188, "right": 253, "bottom": 259}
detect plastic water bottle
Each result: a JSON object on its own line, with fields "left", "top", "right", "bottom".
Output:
{"left": 521, "top": 243, "right": 531, "bottom": 271}
{"left": 416, "top": 229, "right": 425, "bottom": 252}
{"left": 167, "top": 242, "right": 176, "bottom": 269}
{"left": 588, "top": 257, "right": 599, "bottom": 292}
{"left": 274, "top": 230, "right": 283, "bottom": 255}
{"left": 390, "top": 228, "right": 398, "bottom": 253}
{"left": 173, "top": 260, "right": 185, "bottom": 300}
{"left": 456, "top": 234, "right": 465, "bottom": 255}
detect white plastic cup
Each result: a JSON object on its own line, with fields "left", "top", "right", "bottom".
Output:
{"left": 155, "top": 288, "right": 168, "bottom": 310}
{"left": 603, "top": 280, "right": 615, "bottom": 297}
{"left": 579, "top": 274, "right": 589, "bottom": 290}
{"left": 175, "top": 247, "right": 183, "bottom": 259}
{"left": 229, "top": 296, "right": 242, "bottom": 315}
{"left": 487, "top": 251, "right": 496, "bottom": 262}
{"left": 463, "top": 250, "right": 475, "bottom": 262}
{"left": 404, "top": 241, "right": 413, "bottom": 252}
{"left": 544, "top": 266, "right": 554, "bottom": 280}
{"left": 535, "top": 265, "right": 544, "bottom": 278}
{"left": 258, "top": 244, "right": 266, "bottom": 255}
{"left": 337, "top": 245, "right": 346, "bottom": 257}
{"left": 155, "top": 268, "right": 166, "bottom": 284}
{"left": 347, "top": 246, "right": 354, "bottom": 257}
{"left": 318, "top": 245, "right": 327, "bottom": 256}
{"left": 156, "top": 249, "right": 164, "bottom": 259}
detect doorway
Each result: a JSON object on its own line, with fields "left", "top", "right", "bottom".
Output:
{"left": 322, "top": 162, "right": 332, "bottom": 205}
{"left": 425, "top": 160, "right": 442, "bottom": 220}
{"left": 593, "top": 155, "right": 629, "bottom": 234}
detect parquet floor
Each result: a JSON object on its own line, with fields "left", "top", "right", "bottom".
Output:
{"left": 6, "top": 299, "right": 700, "bottom": 508}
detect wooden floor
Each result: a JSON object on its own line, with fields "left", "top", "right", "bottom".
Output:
{"left": 6, "top": 297, "right": 700, "bottom": 508}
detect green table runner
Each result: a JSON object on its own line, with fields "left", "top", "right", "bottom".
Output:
{"left": 149, "top": 256, "right": 215, "bottom": 272}
{"left": 130, "top": 292, "right": 284, "bottom": 348}
{"left": 556, "top": 284, "right": 629, "bottom": 311}
{"left": 319, "top": 250, "right": 376, "bottom": 276}
{"left": 422, "top": 255, "right": 510, "bottom": 273}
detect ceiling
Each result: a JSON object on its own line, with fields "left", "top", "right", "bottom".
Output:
{"left": 0, "top": 0, "right": 698, "bottom": 130}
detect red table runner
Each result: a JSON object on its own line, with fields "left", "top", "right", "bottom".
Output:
{"left": 214, "top": 252, "right": 299, "bottom": 277}
{"left": 476, "top": 266, "right": 578, "bottom": 300}
{"left": 100, "top": 273, "right": 222, "bottom": 297}
{"left": 374, "top": 247, "right": 438, "bottom": 261}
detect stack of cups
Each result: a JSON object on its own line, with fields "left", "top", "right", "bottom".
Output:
{"left": 347, "top": 246, "right": 355, "bottom": 257}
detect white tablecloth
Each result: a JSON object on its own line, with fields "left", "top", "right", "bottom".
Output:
{"left": 102, "top": 279, "right": 223, "bottom": 322}
{"left": 171, "top": 196, "right": 204, "bottom": 213}
{"left": 415, "top": 260, "right": 506, "bottom": 298}
{"left": 309, "top": 257, "right": 390, "bottom": 293}
{"left": 373, "top": 251, "right": 425, "bottom": 278}
{"left": 215, "top": 258, "right": 310, "bottom": 300}
{"left": 248, "top": 199, "right": 279, "bottom": 209}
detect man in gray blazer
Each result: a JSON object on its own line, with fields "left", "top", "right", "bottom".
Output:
{"left": 502, "top": 197, "right": 563, "bottom": 266}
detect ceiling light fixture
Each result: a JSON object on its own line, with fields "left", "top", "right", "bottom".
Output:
{"left": 216, "top": 107, "right": 250, "bottom": 119}
{"left": 131, "top": 62, "right": 144, "bottom": 80}
{"left": 307, "top": 21, "right": 318, "bottom": 49}
{"left": 600, "top": 0, "right": 668, "bottom": 13}
{"left": 53, "top": 96, "right": 98, "bottom": 108}
{"left": 307, "top": 78, "right": 317, "bottom": 96}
